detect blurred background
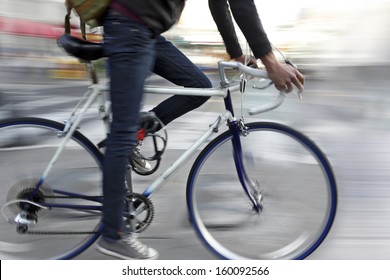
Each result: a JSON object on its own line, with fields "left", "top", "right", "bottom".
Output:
{"left": 1, "top": 0, "right": 390, "bottom": 80}
{"left": 1, "top": 0, "right": 390, "bottom": 259}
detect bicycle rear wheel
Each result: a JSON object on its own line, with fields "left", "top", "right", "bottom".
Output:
{"left": 0, "top": 118, "right": 103, "bottom": 259}
{"left": 186, "top": 122, "right": 337, "bottom": 259}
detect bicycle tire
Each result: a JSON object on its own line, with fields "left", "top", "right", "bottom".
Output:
{"left": 0, "top": 117, "right": 103, "bottom": 259}
{"left": 186, "top": 121, "right": 337, "bottom": 260}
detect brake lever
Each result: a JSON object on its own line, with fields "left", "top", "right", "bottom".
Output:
{"left": 285, "top": 59, "right": 297, "bottom": 69}
{"left": 285, "top": 59, "right": 303, "bottom": 100}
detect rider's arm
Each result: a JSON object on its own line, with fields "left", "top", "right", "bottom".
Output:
{"left": 208, "top": 0, "right": 242, "bottom": 59}
{"left": 208, "top": 0, "right": 272, "bottom": 60}
{"left": 209, "top": 0, "right": 304, "bottom": 92}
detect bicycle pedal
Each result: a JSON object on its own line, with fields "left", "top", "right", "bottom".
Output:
{"left": 97, "top": 138, "right": 106, "bottom": 149}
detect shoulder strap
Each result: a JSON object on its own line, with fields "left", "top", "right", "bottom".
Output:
{"left": 64, "top": 0, "right": 87, "bottom": 39}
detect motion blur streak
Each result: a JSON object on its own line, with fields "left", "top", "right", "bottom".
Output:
{"left": 1, "top": 0, "right": 390, "bottom": 259}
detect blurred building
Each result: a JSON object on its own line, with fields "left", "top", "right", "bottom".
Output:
{"left": 0, "top": 0, "right": 101, "bottom": 79}
{"left": 1, "top": 0, "right": 69, "bottom": 53}
{"left": 1, "top": 0, "right": 390, "bottom": 80}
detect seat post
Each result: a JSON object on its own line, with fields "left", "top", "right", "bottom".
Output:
{"left": 85, "top": 62, "right": 99, "bottom": 84}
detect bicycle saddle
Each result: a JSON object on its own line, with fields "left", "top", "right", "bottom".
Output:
{"left": 57, "top": 34, "right": 104, "bottom": 62}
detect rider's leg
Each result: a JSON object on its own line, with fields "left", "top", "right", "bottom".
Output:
{"left": 100, "top": 10, "right": 157, "bottom": 259}
{"left": 150, "top": 35, "right": 213, "bottom": 126}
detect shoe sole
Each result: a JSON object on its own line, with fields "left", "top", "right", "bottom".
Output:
{"left": 95, "top": 243, "right": 159, "bottom": 260}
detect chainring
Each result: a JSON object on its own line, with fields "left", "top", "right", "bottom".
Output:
{"left": 123, "top": 193, "right": 154, "bottom": 233}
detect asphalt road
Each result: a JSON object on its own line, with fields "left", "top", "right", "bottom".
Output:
{"left": 1, "top": 67, "right": 390, "bottom": 260}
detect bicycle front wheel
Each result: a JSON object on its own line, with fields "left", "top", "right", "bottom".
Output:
{"left": 0, "top": 118, "right": 103, "bottom": 259}
{"left": 186, "top": 122, "right": 337, "bottom": 260}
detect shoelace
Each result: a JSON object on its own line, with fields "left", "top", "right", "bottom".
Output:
{"left": 133, "top": 145, "right": 142, "bottom": 156}
{"left": 123, "top": 236, "right": 149, "bottom": 255}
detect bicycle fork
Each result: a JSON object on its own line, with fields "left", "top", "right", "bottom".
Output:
{"left": 223, "top": 91, "right": 263, "bottom": 212}
{"left": 228, "top": 120, "right": 263, "bottom": 213}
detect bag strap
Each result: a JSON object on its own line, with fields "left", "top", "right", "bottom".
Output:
{"left": 64, "top": 0, "right": 87, "bottom": 39}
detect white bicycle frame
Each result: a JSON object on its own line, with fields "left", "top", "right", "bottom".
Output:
{"left": 39, "top": 61, "right": 286, "bottom": 199}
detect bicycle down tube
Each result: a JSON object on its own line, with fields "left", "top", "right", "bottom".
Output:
{"left": 141, "top": 110, "right": 232, "bottom": 198}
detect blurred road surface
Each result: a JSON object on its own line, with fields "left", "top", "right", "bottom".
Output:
{"left": 1, "top": 66, "right": 390, "bottom": 260}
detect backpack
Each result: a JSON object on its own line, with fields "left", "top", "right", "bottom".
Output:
{"left": 64, "top": 0, "right": 111, "bottom": 38}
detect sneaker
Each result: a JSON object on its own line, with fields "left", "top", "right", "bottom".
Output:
{"left": 96, "top": 235, "right": 159, "bottom": 260}
{"left": 131, "top": 143, "right": 152, "bottom": 173}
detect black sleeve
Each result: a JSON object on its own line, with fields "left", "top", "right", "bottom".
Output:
{"left": 208, "top": 0, "right": 243, "bottom": 59}
{"left": 209, "top": 0, "right": 272, "bottom": 59}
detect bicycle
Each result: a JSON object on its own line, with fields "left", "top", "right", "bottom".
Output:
{"left": 0, "top": 34, "right": 337, "bottom": 260}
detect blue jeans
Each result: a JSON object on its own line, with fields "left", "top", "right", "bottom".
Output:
{"left": 104, "top": 35, "right": 212, "bottom": 126}
{"left": 151, "top": 36, "right": 212, "bottom": 125}
{"left": 101, "top": 11, "right": 212, "bottom": 240}
{"left": 102, "top": 10, "right": 156, "bottom": 240}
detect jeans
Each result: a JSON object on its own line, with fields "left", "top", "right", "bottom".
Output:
{"left": 151, "top": 36, "right": 212, "bottom": 125}
{"left": 102, "top": 10, "right": 156, "bottom": 240}
{"left": 101, "top": 11, "right": 212, "bottom": 240}
{"left": 104, "top": 35, "right": 212, "bottom": 126}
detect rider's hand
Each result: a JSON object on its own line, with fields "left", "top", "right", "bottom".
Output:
{"left": 260, "top": 52, "right": 305, "bottom": 93}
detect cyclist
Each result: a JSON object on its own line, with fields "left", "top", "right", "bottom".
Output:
{"left": 96, "top": 0, "right": 186, "bottom": 260}
{"left": 133, "top": 0, "right": 305, "bottom": 171}
{"left": 98, "top": 0, "right": 304, "bottom": 261}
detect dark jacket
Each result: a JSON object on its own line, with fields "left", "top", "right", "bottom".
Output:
{"left": 113, "top": 0, "right": 185, "bottom": 35}
{"left": 209, "top": 0, "right": 272, "bottom": 59}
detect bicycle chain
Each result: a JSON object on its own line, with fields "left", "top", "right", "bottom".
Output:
{"left": 20, "top": 194, "right": 154, "bottom": 235}
{"left": 23, "top": 230, "right": 98, "bottom": 235}
{"left": 43, "top": 195, "right": 103, "bottom": 199}
{"left": 19, "top": 194, "right": 102, "bottom": 236}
